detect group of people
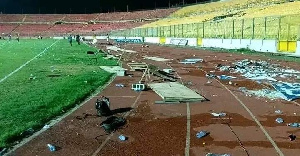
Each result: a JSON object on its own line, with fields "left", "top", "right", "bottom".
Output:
{"left": 0, "top": 34, "right": 19, "bottom": 42}
{"left": 67, "top": 34, "right": 81, "bottom": 46}
{"left": 67, "top": 34, "right": 110, "bottom": 46}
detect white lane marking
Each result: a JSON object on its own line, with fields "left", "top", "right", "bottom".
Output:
{"left": 166, "top": 63, "right": 190, "bottom": 156}
{"left": 185, "top": 102, "right": 191, "bottom": 156}
{"left": 0, "top": 40, "right": 59, "bottom": 83}
{"left": 215, "top": 78, "right": 284, "bottom": 156}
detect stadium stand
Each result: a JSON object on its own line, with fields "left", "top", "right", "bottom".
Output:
{"left": 14, "top": 24, "right": 51, "bottom": 36}
{"left": 0, "top": 24, "right": 19, "bottom": 34}
{"left": 0, "top": 14, "right": 24, "bottom": 23}
{"left": 0, "top": 8, "right": 177, "bottom": 36}
{"left": 24, "top": 14, "right": 65, "bottom": 23}
{"left": 141, "top": 0, "right": 296, "bottom": 27}
{"left": 64, "top": 14, "right": 98, "bottom": 22}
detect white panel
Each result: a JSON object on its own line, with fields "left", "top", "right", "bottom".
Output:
{"left": 144, "top": 37, "right": 160, "bottom": 44}
{"left": 261, "top": 40, "right": 277, "bottom": 53}
{"left": 240, "top": 39, "right": 251, "bottom": 49}
{"left": 222, "top": 39, "right": 232, "bottom": 49}
{"left": 166, "top": 38, "right": 172, "bottom": 44}
{"left": 231, "top": 39, "right": 242, "bottom": 49}
{"left": 109, "top": 36, "right": 126, "bottom": 40}
{"left": 53, "top": 37, "right": 64, "bottom": 39}
{"left": 296, "top": 41, "right": 300, "bottom": 56}
{"left": 186, "top": 38, "right": 197, "bottom": 46}
{"left": 202, "top": 38, "right": 223, "bottom": 48}
{"left": 249, "top": 39, "right": 263, "bottom": 52}
{"left": 126, "top": 37, "right": 143, "bottom": 40}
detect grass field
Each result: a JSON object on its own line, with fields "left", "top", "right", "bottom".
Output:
{"left": 0, "top": 39, "right": 117, "bottom": 148}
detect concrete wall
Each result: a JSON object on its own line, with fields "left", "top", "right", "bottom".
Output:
{"left": 296, "top": 41, "right": 300, "bottom": 56}
{"left": 202, "top": 38, "right": 223, "bottom": 48}
{"left": 144, "top": 37, "right": 160, "bottom": 44}
{"left": 201, "top": 38, "right": 278, "bottom": 53}
{"left": 261, "top": 40, "right": 277, "bottom": 53}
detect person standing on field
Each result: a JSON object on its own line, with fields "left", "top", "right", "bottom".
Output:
{"left": 68, "top": 35, "right": 73, "bottom": 46}
{"left": 76, "top": 34, "right": 80, "bottom": 45}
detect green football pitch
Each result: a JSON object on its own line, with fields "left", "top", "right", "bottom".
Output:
{"left": 0, "top": 39, "right": 117, "bottom": 147}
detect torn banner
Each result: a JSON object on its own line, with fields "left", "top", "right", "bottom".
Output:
{"left": 271, "top": 82, "right": 300, "bottom": 101}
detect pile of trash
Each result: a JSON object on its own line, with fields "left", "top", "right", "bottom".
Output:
{"left": 232, "top": 59, "right": 300, "bottom": 81}
{"left": 217, "top": 59, "right": 300, "bottom": 101}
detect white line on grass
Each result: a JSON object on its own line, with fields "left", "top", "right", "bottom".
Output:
{"left": 5, "top": 74, "right": 118, "bottom": 156}
{"left": 0, "top": 40, "right": 59, "bottom": 84}
{"left": 91, "top": 91, "right": 142, "bottom": 156}
{"left": 214, "top": 76, "right": 284, "bottom": 156}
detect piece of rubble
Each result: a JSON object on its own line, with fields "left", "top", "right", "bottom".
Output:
{"left": 275, "top": 118, "right": 284, "bottom": 123}
{"left": 287, "top": 123, "right": 300, "bottom": 127}
{"left": 206, "top": 153, "right": 231, "bottom": 156}
{"left": 196, "top": 131, "right": 209, "bottom": 138}
{"left": 211, "top": 113, "right": 226, "bottom": 117}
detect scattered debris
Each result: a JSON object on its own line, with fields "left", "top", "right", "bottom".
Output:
{"left": 21, "top": 128, "right": 34, "bottom": 136}
{"left": 43, "top": 124, "right": 50, "bottom": 129}
{"left": 196, "top": 131, "right": 209, "bottom": 139}
{"left": 119, "top": 135, "right": 127, "bottom": 141}
{"left": 217, "top": 75, "right": 236, "bottom": 80}
{"left": 163, "top": 69, "right": 173, "bottom": 74}
{"left": 47, "top": 144, "right": 56, "bottom": 152}
{"left": 239, "top": 87, "right": 283, "bottom": 100}
{"left": 127, "top": 63, "right": 148, "bottom": 71}
{"left": 275, "top": 118, "right": 284, "bottom": 123}
{"left": 95, "top": 97, "right": 112, "bottom": 117}
{"left": 233, "top": 59, "right": 300, "bottom": 81}
{"left": 132, "top": 83, "right": 146, "bottom": 91}
{"left": 100, "top": 116, "right": 126, "bottom": 133}
{"left": 180, "top": 58, "right": 203, "bottom": 64}
{"left": 211, "top": 112, "right": 226, "bottom": 117}
{"left": 219, "top": 66, "right": 230, "bottom": 71}
{"left": 206, "top": 153, "right": 231, "bottom": 156}
{"left": 29, "top": 74, "right": 36, "bottom": 80}
{"left": 116, "top": 84, "right": 125, "bottom": 87}
{"left": 106, "top": 46, "right": 136, "bottom": 53}
{"left": 287, "top": 123, "right": 300, "bottom": 128}
{"left": 149, "top": 82, "right": 206, "bottom": 103}
{"left": 271, "top": 82, "right": 300, "bottom": 101}
{"left": 289, "top": 134, "right": 296, "bottom": 141}
{"left": 143, "top": 56, "right": 171, "bottom": 62}
{"left": 275, "top": 110, "right": 282, "bottom": 114}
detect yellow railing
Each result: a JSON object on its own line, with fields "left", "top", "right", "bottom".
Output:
{"left": 112, "top": 14, "right": 300, "bottom": 41}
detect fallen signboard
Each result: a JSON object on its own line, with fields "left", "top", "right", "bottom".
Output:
{"left": 115, "top": 39, "right": 142, "bottom": 43}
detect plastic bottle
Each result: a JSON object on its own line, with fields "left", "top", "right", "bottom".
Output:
{"left": 47, "top": 144, "right": 56, "bottom": 152}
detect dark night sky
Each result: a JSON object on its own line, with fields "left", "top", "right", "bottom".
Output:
{"left": 0, "top": 0, "right": 211, "bottom": 14}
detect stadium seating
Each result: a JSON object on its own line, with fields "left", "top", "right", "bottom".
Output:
{"left": 0, "top": 24, "right": 19, "bottom": 34}
{"left": 0, "top": 14, "right": 24, "bottom": 23}
{"left": 0, "top": 8, "right": 177, "bottom": 36}
{"left": 14, "top": 24, "right": 51, "bottom": 36}
{"left": 142, "top": 0, "right": 298, "bottom": 28}
{"left": 24, "top": 14, "right": 65, "bottom": 23}
{"left": 64, "top": 14, "right": 98, "bottom": 22}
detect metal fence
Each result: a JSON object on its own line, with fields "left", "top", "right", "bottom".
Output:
{"left": 111, "top": 14, "right": 300, "bottom": 41}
